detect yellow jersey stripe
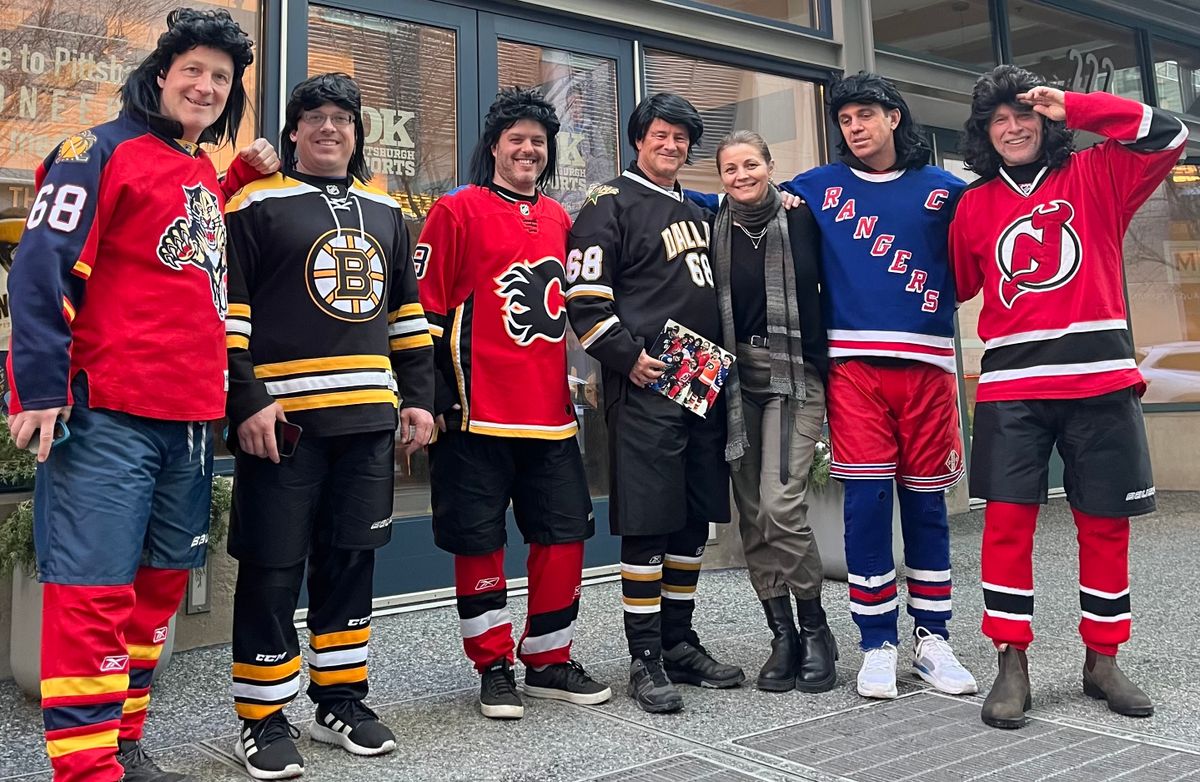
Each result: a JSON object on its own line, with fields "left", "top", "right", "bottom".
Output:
{"left": 232, "top": 657, "right": 302, "bottom": 682}
{"left": 391, "top": 302, "right": 426, "bottom": 319}
{"left": 662, "top": 583, "right": 697, "bottom": 593}
{"left": 227, "top": 335, "right": 250, "bottom": 350}
{"left": 620, "top": 569, "right": 661, "bottom": 582}
{"left": 468, "top": 423, "right": 578, "bottom": 440}
{"left": 62, "top": 297, "right": 77, "bottom": 323}
{"left": 309, "top": 666, "right": 368, "bottom": 686}
{"left": 126, "top": 644, "right": 163, "bottom": 662}
{"left": 254, "top": 354, "right": 391, "bottom": 378}
{"left": 235, "top": 702, "right": 286, "bottom": 721}
{"left": 622, "top": 596, "right": 661, "bottom": 606}
{"left": 228, "top": 303, "right": 251, "bottom": 318}
{"left": 277, "top": 390, "right": 398, "bottom": 413}
{"left": 664, "top": 560, "right": 702, "bottom": 571}
{"left": 565, "top": 289, "right": 614, "bottom": 301}
{"left": 41, "top": 673, "right": 128, "bottom": 700}
{"left": 71, "top": 260, "right": 93, "bottom": 278}
{"left": 122, "top": 694, "right": 151, "bottom": 714}
{"left": 391, "top": 334, "right": 433, "bottom": 351}
{"left": 310, "top": 627, "right": 371, "bottom": 650}
{"left": 427, "top": 324, "right": 445, "bottom": 338}
{"left": 46, "top": 728, "right": 119, "bottom": 759}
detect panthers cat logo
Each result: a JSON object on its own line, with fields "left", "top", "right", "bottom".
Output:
{"left": 157, "top": 183, "right": 227, "bottom": 317}
{"left": 494, "top": 257, "right": 567, "bottom": 346}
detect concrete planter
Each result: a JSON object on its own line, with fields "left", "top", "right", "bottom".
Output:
{"left": 10, "top": 570, "right": 176, "bottom": 700}
{"left": 808, "top": 481, "right": 905, "bottom": 581}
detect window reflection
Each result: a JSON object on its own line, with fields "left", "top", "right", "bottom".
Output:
{"left": 872, "top": 0, "right": 994, "bottom": 70}
{"left": 690, "top": 0, "right": 817, "bottom": 29}
{"left": 1128, "top": 163, "right": 1200, "bottom": 405}
{"left": 1152, "top": 37, "right": 1200, "bottom": 117}
{"left": 1007, "top": 1, "right": 1142, "bottom": 100}
{"left": 642, "top": 49, "right": 825, "bottom": 196}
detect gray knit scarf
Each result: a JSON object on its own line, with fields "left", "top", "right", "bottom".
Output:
{"left": 713, "top": 186, "right": 807, "bottom": 466}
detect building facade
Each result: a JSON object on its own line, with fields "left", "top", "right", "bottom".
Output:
{"left": 1, "top": 0, "right": 1198, "bottom": 615}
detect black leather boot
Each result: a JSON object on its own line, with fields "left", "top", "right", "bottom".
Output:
{"left": 981, "top": 644, "right": 1031, "bottom": 729}
{"left": 1083, "top": 647, "right": 1153, "bottom": 717}
{"left": 757, "top": 597, "right": 799, "bottom": 692}
{"left": 794, "top": 597, "right": 838, "bottom": 693}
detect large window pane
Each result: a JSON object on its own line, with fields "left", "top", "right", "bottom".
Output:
{"left": 643, "top": 49, "right": 825, "bottom": 196}
{"left": 1007, "top": 1, "right": 1142, "bottom": 100}
{"left": 1127, "top": 162, "right": 1200, "bottom": 404}
{"left": 688, "top": 0, "right": 817, "bottom": 30}
{"left": 873, "top": 0, "right": 994, "bottom": 70}
{"left": 1153, "top": 36, "right": 1200, "bottom": 117}
{"left": 308, "top": 6, "right": 459, "bottom": 517}
{"left": 496, "top": 39, "right": 623, "bottom": 498}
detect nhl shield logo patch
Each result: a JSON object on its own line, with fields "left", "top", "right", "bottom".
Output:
{"left": 519, "top": 202, "right": 531, "bottom": 216}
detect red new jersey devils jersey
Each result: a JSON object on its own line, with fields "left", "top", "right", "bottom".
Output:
{"left": 416, "top": 185, "right": 577, "bottom": 439}
{"left": 950, "top": 91, "right": 1187, "bottom": 403}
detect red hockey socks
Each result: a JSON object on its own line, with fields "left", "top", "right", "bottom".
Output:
{"left": 980, "top": 502, "right": 1039, "bottom": 651}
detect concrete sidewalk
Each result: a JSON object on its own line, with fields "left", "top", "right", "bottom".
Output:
{"left": 2, "top": 492, "right": 1199, "bottom": 781}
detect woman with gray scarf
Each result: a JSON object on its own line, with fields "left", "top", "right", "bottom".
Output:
{"left": 712, "top": 131, "right": 837, "bottom": 693}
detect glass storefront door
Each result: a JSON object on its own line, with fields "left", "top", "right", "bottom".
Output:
{"left": 301, "top": 2, "right": 633, "bottom": 600}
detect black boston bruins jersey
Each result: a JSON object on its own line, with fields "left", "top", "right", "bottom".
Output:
{"left": 566, "top": 165, "right": 719, "bottom": 380}
{"left": 224, "top": 172, "right": 433, "bottom": 437}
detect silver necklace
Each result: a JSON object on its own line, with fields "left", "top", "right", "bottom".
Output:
{"left": 736, "top": 223, "right": 768, "bottom": 250}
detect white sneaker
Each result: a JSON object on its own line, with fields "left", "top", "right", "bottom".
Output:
{"left": 857, "top": 642, "right": 899, "bottom": 699}
{"left": 912, "top": 627, "right": 978, "bottom": 695}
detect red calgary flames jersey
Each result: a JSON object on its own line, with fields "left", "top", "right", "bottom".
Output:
{"left": 950, "top": 91, "right": 1187, "bottom": 403}
{"left": 415, "top": 185, "right": 577, "bottom": 439}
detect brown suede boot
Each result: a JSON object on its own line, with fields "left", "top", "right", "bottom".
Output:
{"left": 981, "top": 644, "right": 1031, "bottom": 729}
{"left": 1083, "top": 648, "right": 1153, "bottom": 717}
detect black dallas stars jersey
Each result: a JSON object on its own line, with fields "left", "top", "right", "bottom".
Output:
{"left": 567, "top": 166, "right": 718, "bottom": 380}
{"left": 224, "top": 172, "right": 433, "bottom": 437}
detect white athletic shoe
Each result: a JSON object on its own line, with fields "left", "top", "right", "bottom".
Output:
{"left": 857, "top": 642, "right": 899, "bottom": 699}
{"left": 912, "top": 627, "right": 978, "bottom": 695}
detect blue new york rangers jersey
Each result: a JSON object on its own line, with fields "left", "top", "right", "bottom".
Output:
{"left": 783, "top": 163, "right": 964, "bottom": 373}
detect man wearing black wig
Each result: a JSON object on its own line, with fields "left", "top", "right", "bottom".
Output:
{"left": 951, "top": 65, "right": 1187, "bottom": 729}
{"left": 417, "top": 87, "right": 610, "bottom": 720}
{"left": 222, "top": 73, "right": 434, "bottom": 777}
{"left": 4, "top": 8, "right": 275, "bottom": 781}
{"left": 568, "top": 93, "right": 745, "bottom": 714}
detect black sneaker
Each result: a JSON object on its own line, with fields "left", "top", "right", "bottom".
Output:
{"left": 663, "top": 641, "right": 746, "bottom": 688}
{"left": 523, "top": 660, "right": 613, "bottom": 705}
{"left": 233, "top": 711, "right": 304, "bottom": 780}
{"left": 310, "top": 700, "right": 397, "bottom": 756}
{"left": 116, "top": 739, "right": 190, "bottom": 782}
{"left": 480, "top": 659, "right": 524, "bottom": 719}
{"left": 627, "top": 657, "right": 684, "bottom": 714}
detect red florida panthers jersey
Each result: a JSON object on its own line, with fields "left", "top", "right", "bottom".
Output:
{"left": 416, "top": 185, "right": 577, "bottom": 439}
{"left": 6, "top": 113, "right": 254, "bottom": 420}
{"left": 950, "top": 91, "right": 1188, "bottom": 403}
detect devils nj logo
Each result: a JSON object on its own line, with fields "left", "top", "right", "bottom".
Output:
{"left": 995, "top": 199, "right": 1082, "bottom": 309}
{"left": 157, "top": 183, "right": 228, "bottom": 318}
{"left": 495, "top": 257, "right": 567, "bottom": 346}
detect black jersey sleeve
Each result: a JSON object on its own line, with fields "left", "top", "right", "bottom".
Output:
{"left": 224, "top": 201, "right": 277, "bottom": 428}
{"left": 565, "top": 191, "right": 642, "bottom": 375}
{"left": 386, "top": 213, "right": 435, "bottom": 414}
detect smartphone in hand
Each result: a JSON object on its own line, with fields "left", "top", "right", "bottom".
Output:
{"left": 275, "top": 420, "right": 303, "bottom": 458}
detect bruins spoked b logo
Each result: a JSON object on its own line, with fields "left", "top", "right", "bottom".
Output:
{"left": 306, "top": 229, "right": 387, "bottom": 321}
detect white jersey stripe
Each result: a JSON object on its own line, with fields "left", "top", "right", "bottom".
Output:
{"left": 460, "top": 608, "right": 512, "bottom": 639}
{"left": 906, "top": 568, "right": 951, "bottom": 582}
{"left": 850, "top": 597, "right": 899, "bottom": 615}
{"left": 982, "top": 581, "right": 1034, "bottom": 597}
{"left": 982, "top": 319, "right": 1128, "bottom": 350}
{"left": 520, "top": 622, "right": 576, "bottom": 655}
{"left": 979, "top": 359, "right": 1137, "bottom": 385}
{"left": 306, "top": 646, "right": 369, "bottom": 669}
{"left": 848, "top": 569, "right": 896, "bottom": 589}
{"left": 264, "top": 370, "right": 395, "bottom": 396}
{"left": 232, "top": 677, "right": 300, "bottom": 702}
